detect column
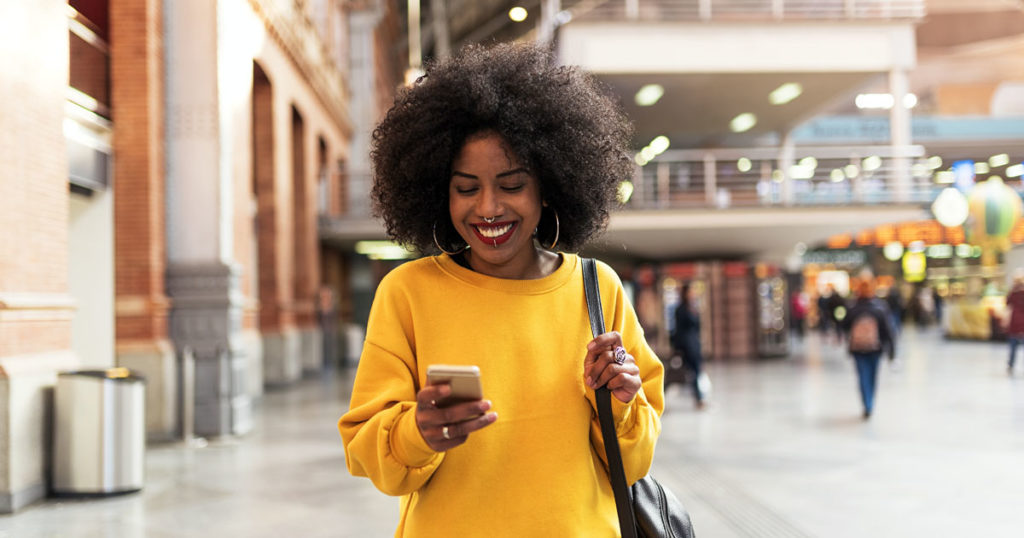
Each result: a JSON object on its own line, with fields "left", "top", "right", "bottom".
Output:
{"left": 110, "top": 0, "right": 177, "bottom": 441}
{"left": 0, "top": 0, "right": 78, "bottom": 513}
{"left": 165, "top": 0, "right": 251, "bottom": 436}
{"left": 779, "top": 132, "right": 796, "bottom": 206}
{"left": 889, "top": 68, "right": 912, "bottom": 203}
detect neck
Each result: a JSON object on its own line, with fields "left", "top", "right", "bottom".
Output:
{"left": 465, "top": 247, "right": 560, "bottom": 280}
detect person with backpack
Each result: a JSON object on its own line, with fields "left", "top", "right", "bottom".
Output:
{"left": 841, "top": 280, "right": 895, "bottom": 419}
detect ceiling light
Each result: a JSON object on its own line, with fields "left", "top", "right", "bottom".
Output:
{"left": 931, "top": 187, "right": 969, "bottom": 227}
{"left": 617, "top": 181, "right": 634, "bottom": 204}
{"left": 508, "top": 6, "right": 528, "bottom": 22}
{"left": 1007, "top": 164, "right": 1024, "bottom": 178}
{"left": 974, "top": 162, "right": 990, "bottom": 174}
{"left": 927, "top": 156, "right": 943, "bottom": 169}
{"left": 989, "top": 153, "right": 1010, "bottom": 168}
{"left": 355, "top": 241, "right": 415, "bottom": 260}
{"left": 634, "top": 84, "right": 664, "bottom": 107}
{"left": 737, "top": 157, "right": 752, "bottom": 173}
{"left": 648, "top": 135, "right": 670, "bottom": 155}
{"left": 769, "top": 83, "right": 802, "bottom": 105}
{"left": 862, "top": 156, "right": 882, "bottom": 171}
{"left": 830, "top": 169, "right": 845, "bottom": 182}
{"left": 934, "top": 171, "right": 954, "bottom": 184}
{"left": 855, "top": 93, "right": 917, "bottom": 109}
{"left": 856, "top": 93, "right": 893, "bottom": 109}
{"left": 844, "top": 164, "right": 859, "bottom": 178}
{"left": 730, "top": 113, "right": 756, "bottom": 133}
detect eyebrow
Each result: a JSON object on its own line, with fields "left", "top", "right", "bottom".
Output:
{"left": 451, "top": 167, "right": 529, "bottom": 180}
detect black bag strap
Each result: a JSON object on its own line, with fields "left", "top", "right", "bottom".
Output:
{"left": 582, "top": 258, "right": 638, "bottom": 538}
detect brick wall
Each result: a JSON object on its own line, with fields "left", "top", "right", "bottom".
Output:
{"left": 0, "top": 0, "right": 72, "bottom": 356}
{"left": 110, "top": 0, "right": 168, "bottom": 344}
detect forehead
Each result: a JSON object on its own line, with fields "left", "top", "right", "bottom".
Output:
{"left": 452, "top": 131, "right": 523, "bottom": 170}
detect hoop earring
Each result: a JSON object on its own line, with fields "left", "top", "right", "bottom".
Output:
{"left": 542, "top": 209, "right": 560, "bottom": 251}
{"left": 433, "top": 221, "right": 467, "bottom": 255}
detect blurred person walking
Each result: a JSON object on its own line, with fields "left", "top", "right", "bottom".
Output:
{"left": 1005, "top": 271, "right": 1024, "bottom": 375}
{"left": 841, "top": 281, "right": 895, "bottom": 419}
{"left": 790, "top": 290, "right": 807, "bottom": 340}
{"left": 672, "top": 282, "right": 706, "bottom": 409}
{"left": 884, "top": 286, "right": 903, "bottom": 335}
{"left": 819, "top": 284, "right": 845, "bottom": 344}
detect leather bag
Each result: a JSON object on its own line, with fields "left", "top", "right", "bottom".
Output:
{"left": 582, "top": 258, "right": 696, "bottom": 538}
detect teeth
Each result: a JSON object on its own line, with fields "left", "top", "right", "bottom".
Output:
{"left": 477, "top": 223, "right": 513, "bottom": 238}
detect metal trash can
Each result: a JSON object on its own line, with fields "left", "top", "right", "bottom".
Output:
{"left": 52, "top": 368, "right": 145, "bottom": 495}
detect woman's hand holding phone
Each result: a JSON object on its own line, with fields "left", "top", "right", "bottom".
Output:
{"left": 416, "top": 366, "right": 497, "bottom": 452}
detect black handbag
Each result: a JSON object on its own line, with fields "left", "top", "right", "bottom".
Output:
{"left": 582, "top": 258, "right": 696, "bottom": 538}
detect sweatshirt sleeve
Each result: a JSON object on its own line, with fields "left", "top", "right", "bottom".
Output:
{"left": 338, "top": 274, "right": 445, "bottom": 496}
{"left": 586, "top": 262, "right": 665, "bottom": 486}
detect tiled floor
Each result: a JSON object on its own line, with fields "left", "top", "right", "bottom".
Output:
{"left": 3, "top": 326, "right": 1023, "bottom": 537}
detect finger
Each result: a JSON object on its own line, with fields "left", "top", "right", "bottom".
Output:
{"left": 438, "top": 399, "right": 492, "bottom": 425}
{"left": 420, "top": 399, "right": 491, "bottom": 430}
{"left": 418, "top": 384, "right": 451, "bottom": 409}
{"left": 586, "top": 331, "right": 624, "bottom": 353}
{"left": 440, "top": 411, "right": 498, "bottom": 440}
{"left": 593, "top": 357, "right": 639, "bottom": 389}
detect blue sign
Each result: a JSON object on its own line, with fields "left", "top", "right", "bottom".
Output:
{"left": 951, "top": 160, "right": 976, "bottom": 191}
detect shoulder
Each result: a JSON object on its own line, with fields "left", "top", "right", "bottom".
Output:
{"left": 590, "top": 257, "right": 624, "bottom": 286}
{"left": 374, "top": 257, "right": 446, "bottom": 299}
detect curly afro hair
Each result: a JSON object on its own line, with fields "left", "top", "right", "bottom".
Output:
{"left": 370, "top": 42, "right": 634, "bottom": 254}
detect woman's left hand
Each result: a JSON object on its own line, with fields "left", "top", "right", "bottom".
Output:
{"left": 584, "top": 331, "right": 642, "bottom": 403}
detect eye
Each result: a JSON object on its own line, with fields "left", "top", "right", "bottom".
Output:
{"left": 501, "top": 183, "right": 526, "bottom": 192}
{"left": 454, "top": 186, "right": 478, "bottom": 195}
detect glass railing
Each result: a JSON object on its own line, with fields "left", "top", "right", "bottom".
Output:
{"left": 563, "top": 0, "right": 925, "bottom": 21}
{"left": 625, "top": 145, "right": 935, "bottom": 209}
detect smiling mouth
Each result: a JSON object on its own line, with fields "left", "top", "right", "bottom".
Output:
{"left": 472, "top": 222, "right": 517, "bottom": 246}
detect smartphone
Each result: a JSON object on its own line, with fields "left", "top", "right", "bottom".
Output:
{"left": 426, "top": 365, "right": 483, "bottom": 406}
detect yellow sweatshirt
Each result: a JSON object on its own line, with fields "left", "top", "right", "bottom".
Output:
{"left": 339, "top": 254, "right": 664, "bottom": 537}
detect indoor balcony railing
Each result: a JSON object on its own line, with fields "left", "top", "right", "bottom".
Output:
{"left": 625, "top": 145, "right": 933, "bottom": 210}
{"left": 563, "top": 0, "right": 926, "bottom": 21}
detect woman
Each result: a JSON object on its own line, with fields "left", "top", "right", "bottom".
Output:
{"left": 672, "top": 283, "right": 706, "bottom": 408}
{"left": 338, "top": 43, "right": 665, "bottom": 536}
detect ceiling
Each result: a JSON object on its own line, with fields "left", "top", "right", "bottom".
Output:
{"left": 597, "top": 71, "right": 882, "bottom": 148}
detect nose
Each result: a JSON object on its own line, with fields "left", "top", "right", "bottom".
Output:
{"left": 477, "top": 184, "right": 501, "bottom": 219}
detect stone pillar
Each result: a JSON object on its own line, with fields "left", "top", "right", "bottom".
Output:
{"left": 0, "top": 0, "right": 78, "bottom": 513}
{"left": 889, "top": 68, "right": 912, "bottom": 203}
{"left": 110, "top": 0, "right": 177, "bottom": 441}
{"left": 166, "top": 263, "right": 250, "bottom": 435}
{"left": 165, "top": 0, "right": 250, "bottom": 436}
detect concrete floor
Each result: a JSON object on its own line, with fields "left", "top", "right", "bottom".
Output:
{"left": 2, "top": 326, "right": 1023, "bottom": 537}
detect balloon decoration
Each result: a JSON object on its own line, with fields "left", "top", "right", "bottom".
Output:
{"left": 966, "top": 176, "right": 1023, "bottom": 265}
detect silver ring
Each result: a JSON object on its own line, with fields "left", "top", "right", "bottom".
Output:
{"left": 613, "top": 346, "right": 627, "bottom": 365}
{"left": 483, "top": 216, "right": 497, "bottom": 223}
{"left": 442, "top": 426, "right": 451, "bottom": 440}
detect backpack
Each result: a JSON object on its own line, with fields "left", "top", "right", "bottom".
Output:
{"left": 848, "top": 313, "right": 880, "bottom": 352}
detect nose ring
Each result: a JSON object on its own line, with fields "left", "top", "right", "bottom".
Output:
{"left": 483, "top": 216, "right": 497, "bottom": 224}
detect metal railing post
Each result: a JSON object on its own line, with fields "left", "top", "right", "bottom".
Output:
{"left": 703, "top": 153, "right": 717, "bottom": 206}
{"left": 657, "top": 162, "right": 670, "bottom": 208}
